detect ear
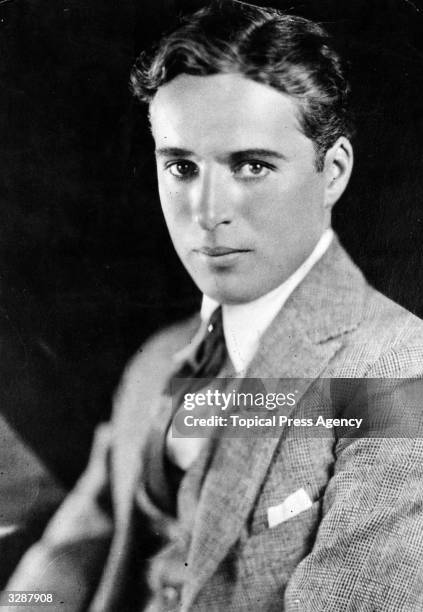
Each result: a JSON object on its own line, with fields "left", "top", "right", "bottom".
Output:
{"left": 323, "top": 137, "right": 353, "bottom": 210}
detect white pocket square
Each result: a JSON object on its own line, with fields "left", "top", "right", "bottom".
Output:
{"left": 0, "top": 525, "right": 18, "bottom": 538}
{"left": 267, "top": 488, "right": 313, "bottom": 528}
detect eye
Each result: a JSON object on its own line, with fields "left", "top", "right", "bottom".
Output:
{"left": 166, "top": 160, "right": 199, "bottom": 180}
{"left": 234, "top": 161, "right": 273, "bottom": 180}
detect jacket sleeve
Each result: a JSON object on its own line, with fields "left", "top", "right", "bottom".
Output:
{"left": 4, "top": 423, "right": 114, "bottom": 612}
{"left": 0, "top": 414, "right": 65, "bottom": 588}
{"left": 285, "top": 437, "right": 423, "bottom": 611}
{"left": 284, "top": 352, "right": 423, "bottom": 611}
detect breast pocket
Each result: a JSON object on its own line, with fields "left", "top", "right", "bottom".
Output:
{"left": 238, "top": 498, "right": 322, "bottom": 579}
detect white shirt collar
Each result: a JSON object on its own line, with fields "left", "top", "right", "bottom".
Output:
{"left": 201, "top": 228, "right": 334, "bottom": 375}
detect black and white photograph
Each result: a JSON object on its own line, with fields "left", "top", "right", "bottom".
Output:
{"left": 1, "top": 0, "right": 423, "bottom": 610}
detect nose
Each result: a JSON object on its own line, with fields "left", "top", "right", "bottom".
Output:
{"left": 192, "top": 166, "right": 232, "bottom": 231}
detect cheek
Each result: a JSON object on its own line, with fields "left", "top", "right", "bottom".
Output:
{"left": 158, "top": 174, "right": 193, "bottom": 212}
{"left": 268, "top": 175, "right": 325, "bottom": 223}
{"left": 244, "top": 179, "right": 324, "bottom": 247}
{"left": 158, "top": 180, "right": 187, "bottom": 226}
{"left": 159, "top": 197, "right": 191, "bottom": 255}
{"left": 239, "top": 184, "right": 286, "bottom": 230}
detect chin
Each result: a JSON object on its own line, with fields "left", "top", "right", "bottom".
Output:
{"left": 199, "top": 280, "right": 261, "bottom": 305}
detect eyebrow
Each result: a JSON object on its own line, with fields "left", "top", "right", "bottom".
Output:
{"left": 228, "top": 149, "right": 287, "bottom": 163}
{"left": 155, "top": 147, "right": 287, "bottom": 161}
{"left": 155, "top": 147, "right": 194, "bottom": 158}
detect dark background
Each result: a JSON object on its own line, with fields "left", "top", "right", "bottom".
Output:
{"left": 1, "top": 0, "right": 423, "bottom": 488}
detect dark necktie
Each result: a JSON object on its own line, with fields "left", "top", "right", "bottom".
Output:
{"left": 165, "top": 306, "right": 227, "bottom": 397}
{"left": 142, "top": 307, "right": 227, "bottom": 515}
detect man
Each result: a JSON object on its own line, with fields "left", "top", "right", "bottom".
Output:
{"left": 6, "top": 2, "right": 423, "bottom": 610}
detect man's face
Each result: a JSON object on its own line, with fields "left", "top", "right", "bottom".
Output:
{"left": 150, "top": 73, "right": 330, "bottom": 304}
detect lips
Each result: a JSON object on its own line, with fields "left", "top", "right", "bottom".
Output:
{"left": 197, "top": 246, "right": 250, "bottom": 257}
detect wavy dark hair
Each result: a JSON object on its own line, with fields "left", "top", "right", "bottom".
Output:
{"left": 130, "top": 0, "right": 353, "bottom": 171}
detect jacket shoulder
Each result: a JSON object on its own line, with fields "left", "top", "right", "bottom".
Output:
{"left": 111, "top": 314, "right": 200, "bottom": 427}
{"left": 123, "top": 314, "right": 200, "bottom": 381}
{"left": 331, "top": 283, "right": 423, "bottom": 378}
{"left": 361, "top": 285, "right": 423, "bottom": 346}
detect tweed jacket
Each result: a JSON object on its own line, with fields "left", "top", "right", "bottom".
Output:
{"left": 6, "top": 236, "right": 423, "bottom": 611}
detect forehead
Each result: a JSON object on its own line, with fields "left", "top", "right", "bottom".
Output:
{"left": 149, "top": 73, "right": 312, "bottom": 156}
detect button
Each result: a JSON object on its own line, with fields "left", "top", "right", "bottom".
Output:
{"left": 162, "top": 584, "right": 180, "bottom": 608}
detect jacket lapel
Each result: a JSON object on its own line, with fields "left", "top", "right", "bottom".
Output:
{"left": 184, "top": 237, "right": 367, "bottom": 608}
